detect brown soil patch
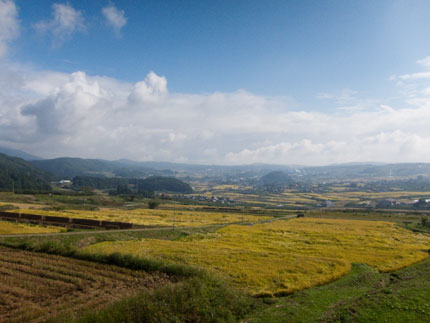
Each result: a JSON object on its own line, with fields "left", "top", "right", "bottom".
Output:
{"left": 0, "top": 246, "right": 172, "bottom": 322}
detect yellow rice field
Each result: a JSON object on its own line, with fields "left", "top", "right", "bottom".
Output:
{"left": 0, "top": 221, "right": 65, "bottom": 235}
{"left": 10, "top": 208, "right": 273, "bottom": 227}
{"left": 84, "top": 218, "right": 430, "bottom": 296}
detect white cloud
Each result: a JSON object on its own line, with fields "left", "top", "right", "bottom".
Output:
{"left": 2, "top": 61, "right": 430, "bottom": 165}
{"left": 0, "top": 0, "right": 19, "bottom": 57}
{"left": 128, "top": 72, "right": 168, "bottom": 104}
{"left": 417, "top": 56, "right": 430, "bottom": 68}
{"left": 34, "top": 3, "right": 85, "bottom": 47}
{"left": 397, "top": 72, "right": 430, "bottom": 81}
{"left": 102, "top": 4, "right": 127, "bottom": 35}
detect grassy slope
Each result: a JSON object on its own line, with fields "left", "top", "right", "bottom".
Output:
{"left": 247, "top": 258, "right": 430, "bottom": 323}
{"left": 0, "top": 228, "right": 254, "bottom": 323}
{"left": 1, "top": 218, "right": 430, "bottom": 322}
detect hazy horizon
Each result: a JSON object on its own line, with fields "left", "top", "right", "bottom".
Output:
{"left": 2, "top": 1, "right": 430, "bottom": 165}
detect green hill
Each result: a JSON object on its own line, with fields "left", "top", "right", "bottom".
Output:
{"left": 260, "top": 171, "right": 295, "bottom": 186}
{"left": 137, "top": 176, "right": 193, "bottom": 193}
{"left": 0, "top": 153, "right": 53, "bottom": 193}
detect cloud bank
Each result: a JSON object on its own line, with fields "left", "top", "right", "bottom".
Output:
{"left": 2, "top": 1, "right": 430, "bottom": 165}
{"left": 2, "top": 58, "right": 430, "bottom": 165}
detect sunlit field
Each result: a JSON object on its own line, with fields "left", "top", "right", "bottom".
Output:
{"left": 84, "top": 218, "right": 430, "bottom": 296}
{"left": 0, "top": 221, "right": 65, "bottom": 235}
{"left": 191, "top": 183, "right": 430, "bottom": 208}
{"left": 10, "top": 208, "right": 273, "bottom": 227}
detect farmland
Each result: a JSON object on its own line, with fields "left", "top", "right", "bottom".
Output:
{"left": 193, "top": 185, "right": 430, "bottom": 208}
{"left": 8, "top": 207, "right": 273, "bottom": 227}
{"left": 0, "top": 246, "right": 171, "bottom": 322}
{"left": 1, "top": 188, "right": 430, "bottom": 321}
{"left": 84, "top": 217, "right": 430, "bottom": 296}
{"left": 0, "top": 220, "right": 65, "bottom": 235}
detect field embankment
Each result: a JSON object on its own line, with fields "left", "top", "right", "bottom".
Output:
{"left": 247, "top": 258, "right": 430, "bottom": 322}
{"left": 84, "top": 218, "right": 430, "bottom": 296}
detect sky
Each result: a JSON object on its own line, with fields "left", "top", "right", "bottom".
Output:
{"left": 1, "top": 0, "right": 430, "bottom": 165}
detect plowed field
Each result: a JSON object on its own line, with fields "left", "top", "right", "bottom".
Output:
{"left": 0, "top": 247, "right": 171, "bottom": 322}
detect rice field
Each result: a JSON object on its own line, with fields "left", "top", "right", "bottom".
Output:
{"left": 9, "top": 208, "right": 273, "bottom": 227}
{"left": 0, "top": 221, "right": 65, "bottom": 235}
{"left": 199, "top": 185, "right": 430, "bottom": 208}
{"left": 0, "top": 246, "right": 170, "bottom": 322}
{"left": 84, "top": 218, "right": 430, "bottom": 296}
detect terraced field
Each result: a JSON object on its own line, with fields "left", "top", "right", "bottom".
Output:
{"left": 0, "top": 247, "right": 171, "bottom": 322}
{"left": 9, "top": 207, "right": 273, "bottom": 227}
{"left": 193, "top": 184, "right": 430, "bottom": 208}
{"left": 84, "top": 218, "right": 430, "bottom": 296}
{"left": 0, "top": 220, "right": 65, "bottom": 235}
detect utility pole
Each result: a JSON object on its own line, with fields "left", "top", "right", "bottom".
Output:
{"left": 172, "top": 204, "right": 176, "bottom": 231}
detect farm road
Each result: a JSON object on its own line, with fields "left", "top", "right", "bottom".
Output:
{"left": 0, "top": 214, "right": 297, "bottom": 238}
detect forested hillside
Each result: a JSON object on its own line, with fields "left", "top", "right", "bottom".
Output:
{"left": 0, "top": 153, "right": 53, "bottom": 193}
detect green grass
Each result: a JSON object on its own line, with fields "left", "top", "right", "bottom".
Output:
{"left": 0, "top": 225, "right": 223, "bottom": 250}
{"left": 2, "top": 214, "right": 429, "bottom": 322}
{"left": 246, "top": 258, "right": 430, "bottom": 322}
{"left": 0, "top": 226, "right": 255, "bottom": 323}
{"left": 65, "top": 274, "right": 253, "bottom": 323}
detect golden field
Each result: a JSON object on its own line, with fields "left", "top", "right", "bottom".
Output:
{"left": 84, "top": 218, "right": 430, "bottom": 296}
{"left": 10, "top": 208, "right": 273, "bottom": 227}
{"left": 0, "top": 221, "right": 65, "bottom": 235}
{"left": 195, "top": 183, "right": 430, "bottom": 207}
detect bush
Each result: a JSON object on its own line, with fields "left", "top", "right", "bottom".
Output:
{"left": 148, "top": 200, "right": 161, "bottom": 209}
{"left": 78, "top": 275, "right": 252, "bottom": 323}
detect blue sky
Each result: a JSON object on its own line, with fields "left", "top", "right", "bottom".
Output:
{"left": 12, "top": 1, "right": 430, "bottom": 100}
{"left": 2, "top": 0, "right": 430, "bottom": 164}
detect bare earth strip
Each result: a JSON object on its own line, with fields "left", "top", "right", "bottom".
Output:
{"left": 0, "top": 246, "right": 171, "bottom": 322}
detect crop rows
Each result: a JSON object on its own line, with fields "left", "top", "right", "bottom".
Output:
{"left": 0, "top": 247, "right": 170, "bottom": 322}
{"left": 9, "top": 207, "right": 272, "bottom": 227}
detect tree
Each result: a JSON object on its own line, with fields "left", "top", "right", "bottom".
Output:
{"left": 148, "top": 199, "right": 160, "bottom": 209}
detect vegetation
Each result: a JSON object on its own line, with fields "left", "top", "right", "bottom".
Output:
{"left": 0, "top": 246, "right": 172, "bottom": 322}
{"left": 148, "top": 199, "right": 161, "bottom": 209}
{"left": 259, "top": 171, "right": 295, "bottom": 192}
{"left": 76, "top": 274, "right": 251, "bottom": 323}
{"left": 0, "top": 220, "right": 65, "bottom": 234}
{"left": 84, "top": 218, "right": 430, "bottom": 296}
{"left": 0, "top": 153, "right": 53, "bottom": 193}
{"left": 72, "top": 176, "right": 129, "bottom": 190}
{"left": 137, "top": 176, "right": 193, "bottom": 194}
{"left": 8, "top": 207, "right": 272, "bottom": 227}
{"left": 31, "top": 157, "right": 123, "bottom": 178}
{"left": 247, "top": 259, "right": 430, "bottom": 322}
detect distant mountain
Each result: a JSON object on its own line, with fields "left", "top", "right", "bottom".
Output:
{"left": 30, "top": 157, "right": 294, "bottom": 180}
{"left": 0, "top": 153, "right": 53, "bottom": 193}
{"left": 260, "top": 171, "right": 295, "bottom": 186}
{"left": 0, "top": 146, "right": 43, "bottom": 161}
{"left": 29, "top": 155, "right": 430, "bottom": 183}
{"left": 298, "top": 163, "right": 430, "bottom": 181}
{"left": 31, "top": 158, "right": 126, "bottom": 179}
{"left": 137, "top": 176, "right": 193, "bottom": 193}
{"left": 31, "top": 157, "right": 161, "bottom": 179}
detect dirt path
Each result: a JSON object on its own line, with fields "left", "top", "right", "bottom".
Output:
{"left": 0, "top": 215, "right": 297, "bottom": 238}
